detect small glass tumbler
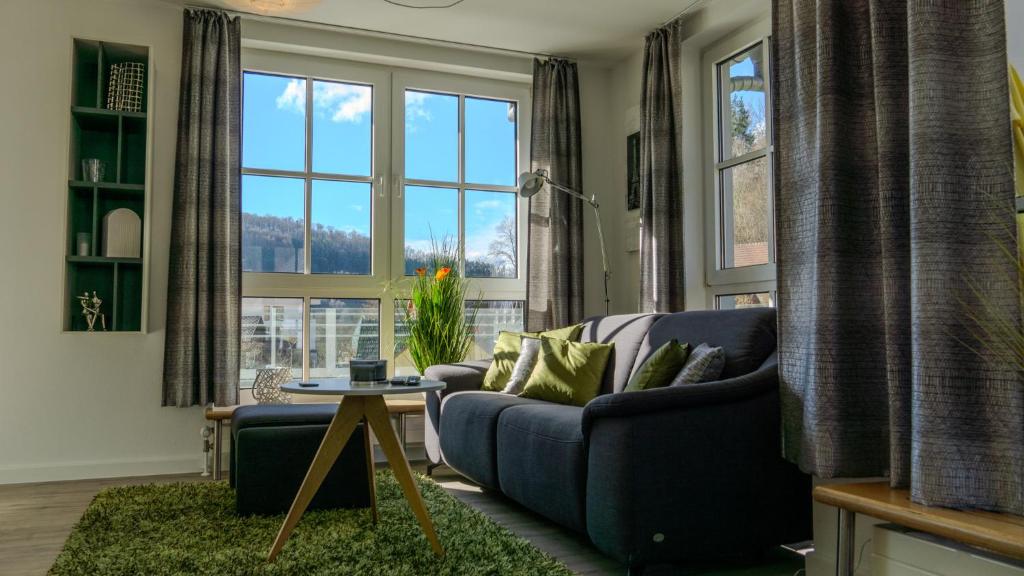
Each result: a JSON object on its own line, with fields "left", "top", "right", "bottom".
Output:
{"left": 81, "top": 159, "right": 106, "bottom": 183}
{"left": 76, "top": 232, "right": 92, "bottom": 256}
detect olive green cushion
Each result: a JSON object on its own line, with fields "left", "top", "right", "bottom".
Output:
{"left": 480, "top": 324, "right": 584, "bottom": 392}
{"left": 518, "top": 337, "right": 614, "bottom": 407}
{"left": 623, "top": 339, "right": 690, "bottom": 392}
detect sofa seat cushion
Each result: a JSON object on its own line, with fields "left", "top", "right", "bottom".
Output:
{"left": 439, "top": 391, "right": 544, "bottom": 490}
{"left": 496, "top": 404, "right": 587, "bottom": 533}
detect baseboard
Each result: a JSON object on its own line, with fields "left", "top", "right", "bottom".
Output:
{"left": 1, "top": 445, "right": 431, "bottom": 485}
{"left": 0, "top": 454, "right": 204, "bottom": 485}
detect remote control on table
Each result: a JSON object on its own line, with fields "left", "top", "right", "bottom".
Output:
{"left": 407, "top": 376, "right": 421, "bottom": 385}
{"left": 298, "top": 381, "right": 319, "bottom": 387}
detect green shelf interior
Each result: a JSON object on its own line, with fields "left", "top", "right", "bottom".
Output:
{"left": 67, "top": 262, "right": 115, "bottom": 332}
{"left": 65, "top": 39, "right": 149, "bottom": 332}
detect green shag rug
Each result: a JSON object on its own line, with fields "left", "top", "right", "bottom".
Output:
{"left": 49, "top": 471, "right": 573, "bottom": 576}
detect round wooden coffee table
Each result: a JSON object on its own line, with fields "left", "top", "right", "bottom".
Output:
{"left": 267, "top": 378, "right": 446, "bottom": 561}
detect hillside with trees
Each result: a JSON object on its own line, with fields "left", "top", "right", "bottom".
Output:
{"left": 244, "top": 212, "right": 517, "bottom": 279}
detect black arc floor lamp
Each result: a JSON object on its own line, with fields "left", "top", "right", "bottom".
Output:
{"left": 518, "top": 169, "right": 611, "bottom": 316}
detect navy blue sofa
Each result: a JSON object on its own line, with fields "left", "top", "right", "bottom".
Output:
{"left": 423, "top": 309, "right": 811, "bottom": 574}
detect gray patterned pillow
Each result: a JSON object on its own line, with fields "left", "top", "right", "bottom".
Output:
{"left": 669, "top": 343, "right": 725, "bottom": 386}
{"left": 502, "top": 337, "right": 541, "bottom": 394}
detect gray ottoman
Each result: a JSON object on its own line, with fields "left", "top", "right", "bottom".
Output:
{"left": 230, "top": 403, "right": 372, "bottom": 515}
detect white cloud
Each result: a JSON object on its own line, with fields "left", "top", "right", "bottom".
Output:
{"left": 473, "top": 199, "right": 503, "bottom": 210}
{"left": 275, "top": 80, "right": 372, "bottom": 124}
{"left": 472, "top": 199, "right": 508, "bottom": 217}
{"left": 464, "top": 235, "right": 493, "bottom": 260}
{"left": 405, "top": 91, "right": 435, "bottom": 132}
{"left": 275, "top": 79, "right": 305, "bottom": 114}
{"left": 405, "top": 239, "right": 435, "bottom": 253}
{"left": 314, "top": 82, "right": 372, "bottom": 124}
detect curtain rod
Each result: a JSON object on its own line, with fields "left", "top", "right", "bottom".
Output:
{"left": 660, "top": 0, "right": 708, "bottom": 27}
{"left": 185, "top": 4, "right": 567, "bottom": 61}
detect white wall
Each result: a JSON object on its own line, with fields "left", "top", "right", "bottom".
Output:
{"left": 0, "top": 0, "right": 199, "bottom": 484}
{"left": 608, "top": 50, "right": 645, "bottom": 313}
{"left": 579, "top": 63, "right": 618, "bottom": 318}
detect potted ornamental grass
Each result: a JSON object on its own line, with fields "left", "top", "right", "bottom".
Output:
{"left": 400, "top": 238, "right": 479, "bottom": 374}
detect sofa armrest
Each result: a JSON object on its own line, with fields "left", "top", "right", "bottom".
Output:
{"left": 424, "top": 359, "right": 491, "bottom": 396}
{"left": 581, "top": 362, "right": 778, "bottom": 433}
{"left": 422, "top": 359, "right": 491, "bottom": 465}
{"left": 581, "top": 361, "right": 811, "bottom": 565}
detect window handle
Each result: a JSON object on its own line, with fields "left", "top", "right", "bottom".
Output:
{"left": 395, "top": 174, "right": 403, "bottom": 199}
{"left": 377, "top": 175, "right": 385, "bottom": 198}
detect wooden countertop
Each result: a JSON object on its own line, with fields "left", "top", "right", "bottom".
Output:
{"left": 814, "top": 482, "right": 1024, "bottom": 560}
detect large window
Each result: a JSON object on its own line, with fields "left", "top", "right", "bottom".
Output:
{"left": 240, "top": 52, "right": 528, "bottom": 385}
{"left": 400, "top": 91, "right": 518, "bottom": 277}
{"left": 395, "top": 77, "right": 522, "bottom": 283}
{"left": 242, "top": 72, "right": 375, "bottom": 276}
{"left": 703, "top": 21, "right": 776, "bottom": 309}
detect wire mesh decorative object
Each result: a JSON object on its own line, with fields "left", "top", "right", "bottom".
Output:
{"left": 252, "top": 367, "right": 293, "bottom": 404}
{"left": 106, "top": 62, "right": 145, "bottom": 112}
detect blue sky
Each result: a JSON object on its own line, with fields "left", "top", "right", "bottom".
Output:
{"left": 242, "top": 72, "right": 517, "bottom": 271}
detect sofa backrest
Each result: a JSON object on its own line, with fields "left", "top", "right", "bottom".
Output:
{"left": 578, "top": 313, "right": 664, "bottom": 395}
{"left": 630, "top": 308, "right": 777, "bottom": 387}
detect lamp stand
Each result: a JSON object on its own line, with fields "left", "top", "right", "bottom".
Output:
{"left": 542, "top": 177, "right": 611, "bottom": 316}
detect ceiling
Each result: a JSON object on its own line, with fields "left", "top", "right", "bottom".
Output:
{"left": 192, "top": 0, "right": 692, "bottom": 62}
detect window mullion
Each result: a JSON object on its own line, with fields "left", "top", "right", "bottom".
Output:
{"left": 458, "top": 94, "right": 467, "bottom": 276}
{"left": 303, "top": 295, "right": 310, "bottom": 381}
{"left": 715, "top": 148, "right": 767, "bottom": 171}
{"left": 304, "top": 77, "right": 313, "bottom": 277}
{"left": 403, "top": 178, "right": 461, "bottom": 189}
{"left": 242, "top": 167, "right": 309, "bottom": 179}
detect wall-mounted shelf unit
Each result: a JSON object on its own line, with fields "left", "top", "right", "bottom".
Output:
{"left": 64, "top": 39, "right": 151, "bottom": 333}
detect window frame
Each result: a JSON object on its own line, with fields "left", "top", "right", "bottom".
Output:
{"left": 714, "top": 290, "right": 777, "bottom": 311}
{"left": 701, "top": 19, "right": 777, "bottom": 307}
{"left": 239, "top": 48, "right": 529, "bottom": 384}
{"left": 391, "top": 70, "right": 530, "bottom": 299}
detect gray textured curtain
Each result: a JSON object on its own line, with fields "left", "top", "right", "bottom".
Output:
{"left": 163, "top": 9, "right": 241, "bottom": 407}
{"left": 639, "top": 21, "right": 685, "bottom": 313}
{"left": 527, "top": 58, "right": 584, "bottom": 330}
{"left": 774, "top": 0, "right": 1023, "bottom": 513}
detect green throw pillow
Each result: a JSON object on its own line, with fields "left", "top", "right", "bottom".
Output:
{"left": 524, "top": 323, "right": 584, "bottom": 342}
{"left": 519, "top": 337, "right": 614, "bottom": 406}
{"left": 624, "top": 339, "right": 690, "bottom": 392}
{"left": 480, "top": 324, "right": 584, "bottom": 392}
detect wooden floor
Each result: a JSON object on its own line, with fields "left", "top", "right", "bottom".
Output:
{"left": 0, "top": 463, "right": 804, "bottom": 576}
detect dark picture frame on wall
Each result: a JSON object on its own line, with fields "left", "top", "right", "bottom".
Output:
{"left": 626, "top": 131, "right": 640, "bottom": 211}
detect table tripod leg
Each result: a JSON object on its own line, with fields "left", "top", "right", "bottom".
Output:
{"left": 268, "top": 396, "right": 365, "bottom": 562}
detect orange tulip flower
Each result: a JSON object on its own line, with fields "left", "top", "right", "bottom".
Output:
{"left": 415, "top": 267, "right": 427, "bottom": 277}
{"left": 435, "top": 266, "right": 452, "bottom": 281}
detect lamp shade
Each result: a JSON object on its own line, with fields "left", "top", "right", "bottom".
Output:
{"left": 225, "top": 0, "right": 321, "bottom": 13}
{"left": 518, "top": 170, "right": 545, "bottom": 198}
